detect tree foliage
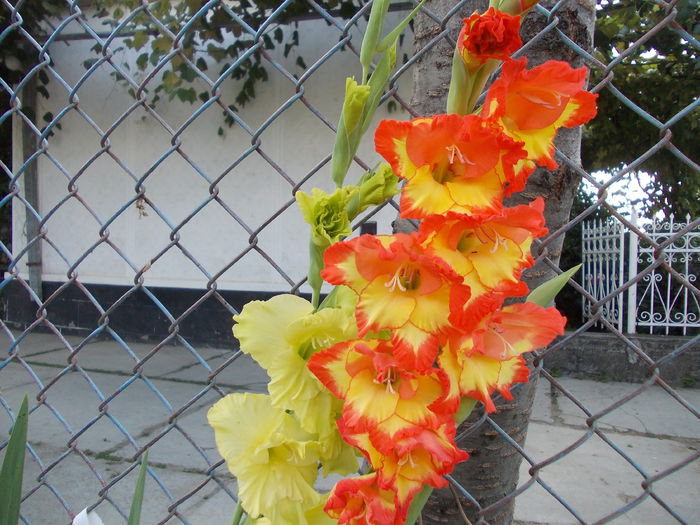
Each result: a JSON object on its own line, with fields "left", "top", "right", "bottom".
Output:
{"left": 583, "top": 0, "right": 700, "bottom": 218}
{"left": 89, "top": 1, "right": 360, "bottom": 118}
{"left": 1, "top": 1, "right": 363, "bottom": 130}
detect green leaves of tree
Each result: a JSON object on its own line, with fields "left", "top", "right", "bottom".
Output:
{"left": 584, "top": 0, "right": 699, "bottom": 218}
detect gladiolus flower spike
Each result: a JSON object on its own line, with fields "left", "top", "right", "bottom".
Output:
{"left": 210, "top": 6, "right": 596, "bottom": 524}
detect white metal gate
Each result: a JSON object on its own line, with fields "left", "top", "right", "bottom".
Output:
{"left": 582, "top": 217, "right": 626, "bottom": 331}
{"left": 582, "top": 212, "right": 700, "bottom": 335}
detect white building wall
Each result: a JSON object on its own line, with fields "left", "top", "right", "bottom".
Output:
{"left": 12, "top": 13, "right": 413, "bottom": 293}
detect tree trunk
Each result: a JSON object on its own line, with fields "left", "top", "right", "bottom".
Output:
{"left": 409, "top": 1, "right": 596, "bottom": 523}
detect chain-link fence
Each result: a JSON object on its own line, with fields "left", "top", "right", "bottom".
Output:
{"left": 1, "top": 0, "right": 698, "bottom": 523}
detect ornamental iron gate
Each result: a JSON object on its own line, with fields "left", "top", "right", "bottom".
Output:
{"left": 582, "top": 213, "right": 700, "bottom": 335}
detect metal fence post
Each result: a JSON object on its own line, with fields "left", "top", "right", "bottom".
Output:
{"left": 13, "top": 77, "right": 43, "bottom": 301}
{"left": 626, "top": 209, "right": 638, "bottom": 334}
{"left": 618, "top": 214, "right": 625, "bottom": 333}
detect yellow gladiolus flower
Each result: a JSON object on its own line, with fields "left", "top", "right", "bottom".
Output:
{"left": 207, "top": 393, "right": 321, "bottom": 519}
{"left": 233, "top": 294, "right": 358, "bottom": 474}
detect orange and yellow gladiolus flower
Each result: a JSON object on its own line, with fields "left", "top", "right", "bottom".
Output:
{"left": 325, "top": 473, "right": 405, "bottom": 525}
{"left": 438, "top": 300, "right": 565, "bottom": 412}
{"left": 470, "top": 301, "right": 567, "bottom": 360}
{"left": 321, "top": 233, "right": 470, "bottom": 371}
{"left": 483, "top": 57, "right": 598, "bottom": 181}
{"left": 418, "top": 198, "right": 548, "bottom": 327}
{"left": 341, "top": 419, "right": 468, "bottom": 505}
{"left": 308, "top": 338, "right": 450, "bottom": 452}
{"left": 375, "top": 114, "right": 527, "bottom": 218}
{"left": 439, "top": 346, "right": 530, "bottom": 413}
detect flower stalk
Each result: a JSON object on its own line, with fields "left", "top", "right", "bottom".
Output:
{"left": 209, "top": 3, "right": 597, "bottom": 523}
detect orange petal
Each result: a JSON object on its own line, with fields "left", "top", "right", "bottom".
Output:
{"left": 325, "top": 473, "right": 405, "bottom": 525}
{"left": 459, "top": 353, "right": 530, "bottom": 412}
{"left": 474, "top": 302, "right": 566, "bottom": 360}
{"left": 483, "top": 57, "right": 598, "bottom": 170}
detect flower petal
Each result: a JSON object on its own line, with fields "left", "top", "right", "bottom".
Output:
{"left": 233, "top": 294, "right": 314, "bottom": 371}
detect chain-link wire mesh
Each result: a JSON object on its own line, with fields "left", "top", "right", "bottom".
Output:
{"left": 1, "top": 0, "right": 698, "bottom": 523}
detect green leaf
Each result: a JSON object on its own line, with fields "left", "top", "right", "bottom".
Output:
{"left": 131, "top": 30, "right": 148, "bottom": 51}
{"left": 405, "top": 485, "right": 432, "bottom": 525}
{"left": 376, "top": 0, "right": 426, "bottom": 53}
{"left": 162, "top": 70, "right": 181, "bottom": 90}
{"left": 527, "top": 264, "right": 581, "bottom": 307}
{"left": 82, "top": 58, "right": 99, "bottom": 69}
{"left": 176, "top": 87, "right": 197, "bottom": 103}
{"left": 207, "top": 43, "right": 227, "bottom": 62}
{"left": 359, "top": 0, "right": 390, "bottom": 82}
{"left": 136, "top": 53, "right": 148, "bottom": 70}
{"left": 152, "top": 36, "right": 171, "bottom": 54}
{"left": 359, "top": 42, "right": 396, "bottom": 135}
{"left": 126, "top": 451, "right": 148, "bottom": 525}
{"left": 0, "top": 395, "right": 29, "bottom": 525}
{"left": 185, "top": 0, "right": 201, "bottom": 12}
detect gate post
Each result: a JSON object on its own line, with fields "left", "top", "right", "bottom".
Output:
{"left": 626, "top": 209, "right": 638, "bottom": 334}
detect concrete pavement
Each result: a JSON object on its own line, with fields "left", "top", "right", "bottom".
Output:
{"left": 1, "top": 330, "right": 698, "bottom": 524}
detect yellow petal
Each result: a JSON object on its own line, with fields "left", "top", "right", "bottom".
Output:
{"left": 357, "top": 276, "right": 416, "bottom": 331}
{"left": 400, "top": 166, "right": 454, "bottom": 217}
{"left": 207, "top": 393, "right": 322, "bottom": 519}
{"left": 286, "top": 306, "right": 357, "bottom": 354}
{"left": 233, "top": 294, "right": 314, "bottom": 370}
{"left": 207, "top": 393, "right": 288, "bottom": 468}
{"left": 444, "top": 169, "right": 504, "bottom": 212}
{"left": 410, "top": 283, "right": 452, "bottom": 333}
{"left": 237, "top": 458, "right": 321, "bottom": 519}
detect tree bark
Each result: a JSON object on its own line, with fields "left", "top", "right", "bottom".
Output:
{"left": 408, "top": 1, "right": 596, "bottom": 523}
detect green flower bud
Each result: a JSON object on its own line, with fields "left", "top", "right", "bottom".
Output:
{"left": 296, "top": 187, "right": 355, "bottom": 247}
{"left": 358, "top": 163, "right": 399, "bottom": 210}
{"left": 347, "top": 163, "right": 399, "bottom": 219}
{"left": 342, "top": 78, "right": 371, "bottom": 136}
{"left": 331, "top": 79, "right": 371, "bottom": 187}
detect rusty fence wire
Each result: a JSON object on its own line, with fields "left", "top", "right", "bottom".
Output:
{"left": 1, "top": 0, "right": 698, "bottom": 523}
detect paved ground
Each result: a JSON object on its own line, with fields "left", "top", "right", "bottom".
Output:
{"left": 1, "top": 330, "right": 698, "bottom": 524}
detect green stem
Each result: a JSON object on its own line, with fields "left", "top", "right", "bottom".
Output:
{"left": 308, "top": 240, "right": 325, "bottom": 310}
{"left": 311, "top": 287, "right": 320, "bottom": 310}
{"left": 231, "top": 501, "right": 244, "bottom": 525}
{"left": 446, "top": 50, "right": 469, "bottom": 115}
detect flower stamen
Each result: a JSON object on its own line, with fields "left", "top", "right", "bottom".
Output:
{"left": 446, "top": 144, "right": 475, "bottom": 165}
{"left": 385, "top": 267, "right": 408, "bottom": 292}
